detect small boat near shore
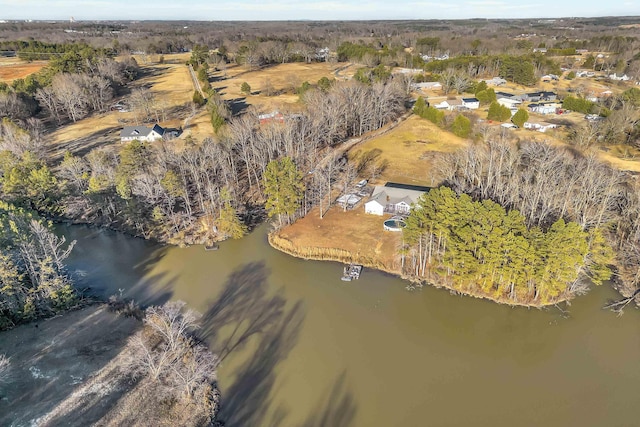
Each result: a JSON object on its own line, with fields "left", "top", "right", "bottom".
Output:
{"left": 204, "top": 243, "right": 220, "bottom": 251}
{"left": 341, "top": 263, "right": 362, "bottom": 281}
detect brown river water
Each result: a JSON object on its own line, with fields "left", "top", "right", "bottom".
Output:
{"left": 62, "top": 224, "right": 640, "bottom": 427}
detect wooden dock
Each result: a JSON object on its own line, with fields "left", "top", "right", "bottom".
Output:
{"left": 341, "top": 264, "right": 363, "bottom": 281}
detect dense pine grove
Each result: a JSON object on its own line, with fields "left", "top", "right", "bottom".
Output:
{"left": 402, "top": 187, "right": 613, "bottom": 304}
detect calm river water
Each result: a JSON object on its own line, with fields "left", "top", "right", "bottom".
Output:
{"left": 63, "top": 224, "right": 640, "bottom": 427}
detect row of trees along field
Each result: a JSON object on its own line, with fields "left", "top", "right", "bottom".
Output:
{"left": 0, "top": 78, "right": 407, "bottom": 245}
{"left": 402, "top": 187, "right": 612, "bottom": 304}
{"left": 0, "top": 41, "right": 138, "bottom": 125}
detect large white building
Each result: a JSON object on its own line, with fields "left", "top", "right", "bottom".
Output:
{"left": 120, "top": 124, "right": 165, "bottom": 143}
{"left": 364, "top": 183, "right": 430, "bottom": 216}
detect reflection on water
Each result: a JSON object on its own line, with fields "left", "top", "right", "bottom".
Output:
{"left": 63, "top": 224, "right": 640, "bottom": 427}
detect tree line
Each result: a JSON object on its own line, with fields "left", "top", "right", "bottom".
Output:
{"left": 435, "top": 139, "right": 640, "bottom": 301}
{"left": 0, "top": 78, "right": 407, "bottom": 245}
{"left": 402, "top": 187, "right": 612, "bottom": 304}
{"left": 0, "top": 201, "right": 78, "bottom": 330}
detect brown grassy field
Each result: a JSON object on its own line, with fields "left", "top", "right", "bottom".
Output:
{"left": 0, "top": 58, "right": 47, "bottom": 82}
{"left": 349, "top": 114, "right": 470, "bottom": 187}
{"left": 47, "top": 53, "right": 208, "bottom": 158}
{"left": 210, "top": 62, "right": 357, "bottom": 113}
{"left": 273, "top": 206, "right": 402, "bottom": 272}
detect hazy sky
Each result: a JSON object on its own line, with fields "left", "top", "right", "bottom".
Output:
{"left": 0, "top": 0, "right": 637, "bottom": 21}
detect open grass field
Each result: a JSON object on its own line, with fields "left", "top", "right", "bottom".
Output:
{"left": 210, "top": 61, "right": 357, "bottom": 113}
{"left": 273, "top": 205, "right": 401, "bottom": 272}
{"left": 47, "top": 53, "right": 208, "bottom": 159}
{"left": 350, "top": 114, "right": 470, "bottom": 187}
{"left": 0, "top": 57, "right": 47, "bottom": 82}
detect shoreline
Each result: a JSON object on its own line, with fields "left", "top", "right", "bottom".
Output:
{"left": 268, "top": 231, "right": 567, "bottom": 309}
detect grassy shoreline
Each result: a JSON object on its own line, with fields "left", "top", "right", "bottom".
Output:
{"left": 268, "top": 230, "right": 566, "bottom": 309}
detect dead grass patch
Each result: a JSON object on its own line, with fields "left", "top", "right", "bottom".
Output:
{"left": 0, "top": 58, "right": 47, "bottom": 82}
{"left": 273, "top": 206, "right": 401, "bottom": 272}
{"left": 47, "top": 54, "right": 202, "bottom": 157}
{"left": 350, "top": 115, "right": 469, "bottom": 186}
{"left": 211, "top": 62, "right": 356, "bottom": 112}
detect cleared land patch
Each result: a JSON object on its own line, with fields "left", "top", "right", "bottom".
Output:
{"left": 47, "top": 53, "right": 205, "bottom": 158}
{"left": 272, "top": 206, "right": 401, "bottom": 273}
{"left": 210, "top": 62, "right": 356, "bottom": 113}
{"left": 0, "top": 58, "right": 47, "bottom": 82}
{"left": 350, "top": 114, "right": 469, "bottom": 187}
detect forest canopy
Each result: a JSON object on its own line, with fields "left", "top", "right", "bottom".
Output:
{"left": 402, "top": 187, "right": 613, "bottom": 304}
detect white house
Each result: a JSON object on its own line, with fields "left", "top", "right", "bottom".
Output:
{"left": 484, "top": 77, "right": 507, "bottom": 86}
{"left": 397, "top": 68, "right": 425, "bottom": 75}
{"left": 524, "top": 121, "right": 558, "bottom": 132}
{"left": 364, "top": 183, "right": 429, "bottom": 216}
{"left": 120, "top": 124, "right": 165, "bottom": 143}
{"left": 461, "top": 97, "right": 480, "bottom": 110}
{"left": 609, "top": 73, "right": 630, "bottom": 81}
{"left": 434, "top": 100, "right": 451, "bottom": 110}
{"left": 497, "top": 97, "right": 522, "bottom": 109}
{"left": 541, "top": 74, "right": 559, "bottom": 82}
{"left": 528, "top": 102, "right": 560, "bottom": 115}
{"left": 434, "top": 99, "right": 463, "bottom": 111}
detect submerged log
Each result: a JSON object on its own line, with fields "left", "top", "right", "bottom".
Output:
{"left": 603, "top": 288, "right": 640, "bottom": 316}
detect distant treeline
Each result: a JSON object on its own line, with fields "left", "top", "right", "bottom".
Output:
{"left": 0, "top": 40, "right": 115, "bottom": 61}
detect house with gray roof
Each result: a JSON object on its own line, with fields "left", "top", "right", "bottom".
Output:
{"left": 120, "top": 124, "right": 165, "bottom": 143}
{"left": 364, "top": 183, "right": 430, "bottom": 216}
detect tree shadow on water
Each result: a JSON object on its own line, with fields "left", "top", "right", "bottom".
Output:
{"left": 298, "top": 372, "right": 357, "bottom": 427}
{"left": 200, "top": 261, "right": 288, "bottom": 361}
{"left": 198, "top": 261, "right": 302, "bottom": 426}
{"left": 201, "top": 261, "right": 357, "bottom": 427}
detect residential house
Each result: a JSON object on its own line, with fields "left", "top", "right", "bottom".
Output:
{"left": 484, "top": 77, "right": 507, "bottom": 86}
{"left": 120, "top": 124, "right": 165, "bottom": 143}
{"left": 576, "top": 70, "right": 596, "bottom": 78}
{"left": 421, "top": 52, "right": 450, "bottom": 61}
{"left": 520, "top": 91, "right": 557, "bottom": 102}
{"left": 541, "top": 74, "right": 559, "bottom": 82}
{"left": 528, "top": 102, "right": 560, "bottom": 115}
{"left": 495, "top": 91, "right": 515, "bottom": 99}
{"left": 434, "top": 99, "right": 463, "bottom": 111}
{"left": 414, "top": 82, "right": 442, "bottom": 91}
{"left": 497, "top": 97, "right": 522, "bottom": 109}
{"left": 533, "top": 48, "right": 548, "bottom": 53}
{"left": 397, "top": 68, "right": 425, "bottom": 75}
{"left": 610, "top": 73, "right": 630, "bottom": 81}
{"left": 258, "top": 111, "right": 285, "bottom": 125}
{"left": 524, "top": 121, "right": 558, "bottom": 132}
{"left": 316, "top": 47, "right": 330, "bottom": 61}
{"left": 364, "top": 183, "right": 430, "bottom": 216}
{"left": 461, "top": 97, "right": 480, "bottom": 110}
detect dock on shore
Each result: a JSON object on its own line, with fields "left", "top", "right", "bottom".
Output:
{"left": 341, "top": 264, "right": 363, "bottom": 281}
